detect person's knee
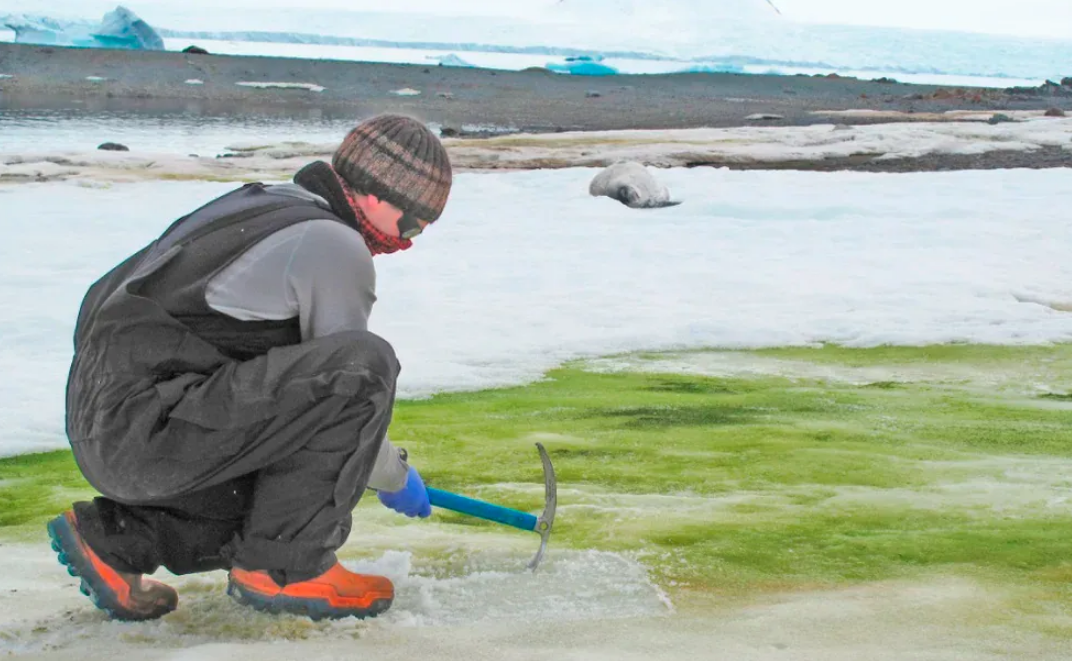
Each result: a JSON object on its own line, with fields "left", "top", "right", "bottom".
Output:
{"left": 315, "top": 331, "right": 400, "bottom": 393}
{"left": 354, "top": 331, "right": 399, "bottom": 381}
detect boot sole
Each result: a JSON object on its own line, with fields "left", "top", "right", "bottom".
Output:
{"left": 227, "top": 578, "right": 392, "bottom": 621}
{"left": 46, "top": 513, "right": 174, "bottom": 621}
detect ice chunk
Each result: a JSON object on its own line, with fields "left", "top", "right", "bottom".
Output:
{"left": 546, "top": 55, "right": 619, "bottom": 76}
{"left": 92, "top": 6, "right": 164, "bottom": 50}
{"left": 0, "top": 14, "right": 85, "bottom": 46}
{"left": 1, "top": 6, "right": 163, "bottom": 50}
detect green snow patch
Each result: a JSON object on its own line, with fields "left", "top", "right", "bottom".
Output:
{"left": 1, "top": 343, "right": 1070, "bottom": 639}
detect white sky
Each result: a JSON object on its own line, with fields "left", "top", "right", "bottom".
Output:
{"left": 296, "top": 0, "right": 1072, "bottom": 39}
{"left": 773, "top": 0, "right": 1072, "bottom": 39}
{"left": 279, "top": 0, "right": 1072, "bottom": 38}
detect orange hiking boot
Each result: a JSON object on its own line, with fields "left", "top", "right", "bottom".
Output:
{"left": 227, "top": 562, "right": 393, "bottom": 620}
{"left": 46, "top": 511, "right": 178, "bottom": 621}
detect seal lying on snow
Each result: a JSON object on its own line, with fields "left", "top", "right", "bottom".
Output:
{"left": 588, "top": 161, "right": 682, "bottom": 209}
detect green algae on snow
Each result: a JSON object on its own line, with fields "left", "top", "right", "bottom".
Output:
{"left": 2, "top": 344, "right": 1070, "bottom": 630}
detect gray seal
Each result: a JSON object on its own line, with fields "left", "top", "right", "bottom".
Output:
{"left": 588, "top": 161, "right": 682, "bottom": 209}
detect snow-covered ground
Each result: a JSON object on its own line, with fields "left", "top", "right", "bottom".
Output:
{"left": 1, "top": 0, "right": 1070, "bottom": 85}
{"left": 2, "top": 165, "right": 1070, "bottom": 458}
{"left": 3, "top": 544, "right": 1068, "bottom": 660}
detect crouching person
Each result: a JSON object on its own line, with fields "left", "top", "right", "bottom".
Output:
{"left": 48, "top": 114, "right": 451, "bottom": 621}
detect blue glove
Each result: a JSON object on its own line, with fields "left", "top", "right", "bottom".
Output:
{"left": 377, "top": 465, "right": 432, "bottom": 518}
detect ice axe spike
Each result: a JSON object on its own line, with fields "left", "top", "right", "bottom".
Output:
{"left": 426, "top": 442, "right": 557, "bottom": 571}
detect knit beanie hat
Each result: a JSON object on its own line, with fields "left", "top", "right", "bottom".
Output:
{"left": 332, "top": 114, "right": 453, "bottom": 222}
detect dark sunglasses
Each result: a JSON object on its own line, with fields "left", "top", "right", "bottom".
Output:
{"left": 397, "top": 212, "right": 426, "bottom": 240}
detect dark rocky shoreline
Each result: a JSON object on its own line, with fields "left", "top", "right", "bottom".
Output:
{"left": 2, "top": 42, "right": 1071, "bottom": 171}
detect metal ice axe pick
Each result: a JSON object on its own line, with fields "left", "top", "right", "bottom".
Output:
{"left": 425, "top": 443, "right": 557, "bottom": 571}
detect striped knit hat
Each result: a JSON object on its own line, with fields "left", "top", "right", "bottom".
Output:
{"left": 332, "top": 114, "right": 453, "bottom": 222}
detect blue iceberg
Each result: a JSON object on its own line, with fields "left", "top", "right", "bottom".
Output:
{"left": 2, "top": 6, "right": 164, "bottom": 50}
{"left": 546, "top": 55, "right": 619, "bottom": 76}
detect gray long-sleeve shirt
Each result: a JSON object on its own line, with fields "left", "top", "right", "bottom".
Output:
{"left": 203, "top": 186, "right": 409, "bottom": 492}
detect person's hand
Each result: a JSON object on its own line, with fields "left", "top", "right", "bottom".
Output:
{"left": 376, "top": 465, "right": 432, "bottom": 518}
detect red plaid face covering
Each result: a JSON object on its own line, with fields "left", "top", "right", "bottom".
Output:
{"left": 335, "top": 173, "right": 414, "bottom": 256}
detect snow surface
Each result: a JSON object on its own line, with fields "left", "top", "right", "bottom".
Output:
{"left": 1, "top": 0, "right": 1070, "bottom": 85}
{"left": 0, "top": 514, "right": 675, "bottom": 657}
{"left": 1, "top": 166, "right": 1070, "bottom": 458}
{"left": 1, "top": 537, "right": 1069, "bottom": 659}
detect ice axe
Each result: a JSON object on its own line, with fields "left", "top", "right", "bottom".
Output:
{"left": 426, "top": 443, "right": 557, "bottom": 571}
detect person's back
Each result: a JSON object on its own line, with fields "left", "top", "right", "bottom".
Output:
{"left": 49, "top": 114, "right": 452, "bottom": 622}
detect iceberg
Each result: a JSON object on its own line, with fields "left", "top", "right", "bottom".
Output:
{"left": 546, "top": 55, "right": 619, "bottom": 76}
{"left": 1, "top": 6, "right": 163, "bottom": 50}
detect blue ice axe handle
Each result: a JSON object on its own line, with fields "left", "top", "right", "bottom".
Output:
{"left": 427, "top": 488, "right": 538, "bottom": 531}
{"left": 423, "top": 443, "right": 557, "bottom": 571}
